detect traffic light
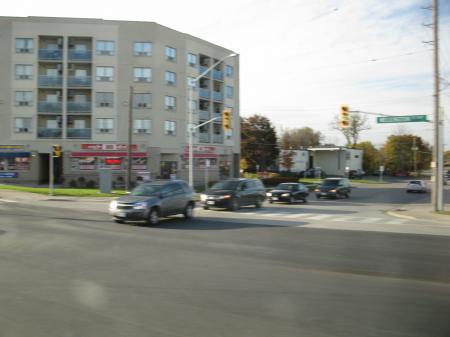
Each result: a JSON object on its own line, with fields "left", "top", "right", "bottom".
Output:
{"left": 340, "top": 105, "right": 350, "bottom": 129}
{"left": 52, "top": 144, "right": 62, "bottom": 158}
{"left": 222, "top": 109, "right": 232, "bottom": 131}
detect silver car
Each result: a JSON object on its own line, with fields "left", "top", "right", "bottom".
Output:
{"left": 109, "top": 180, "right": 195, "bottom": 225}
{"left": 406, "top": 180, "right": 427, "bottom": 193}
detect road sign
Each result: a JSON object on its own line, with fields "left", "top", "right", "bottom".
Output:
{"left": 376, "top": 115, "right": 428, "bottom": 123}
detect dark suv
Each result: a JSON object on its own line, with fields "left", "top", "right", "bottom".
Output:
{"left": 109, "top": 180, "right": 195, "bottom": 225}
{"left": 315, "top": 177, "right": 351, "bottom": 199}
{"left": 200, "top": 178, "right": 266, "bottom": 211}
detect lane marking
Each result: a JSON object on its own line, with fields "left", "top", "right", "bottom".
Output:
{"left": 387, "top": 211, "right": 416, "bottom": 220}
{"left": 284, "top": 213, "right": 315, "bottom": 218}
{"left": 306, "top": 214, "right": 334, "bottom": 220}
{"left": 0, "top": 199, "right": 17, "bottom": 203}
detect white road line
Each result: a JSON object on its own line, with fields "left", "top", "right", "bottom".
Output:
{"left": 284, "top": 213, "right": 315, "bottom": 218}
{"left": 260, "top": 213, "right": 286, "bottom": 217}
{"left": 360, "top": 217, "right": 383, "bottom": 223}
{"left": 305, "top": 214, "right": 334, "bottom": 220}
{"left": 385, "top": 219, "right": 409, "bottom": 225}
{"left": 332, "top": 217, "right": 358, "bottom": 222}
{"left": 0, "top": 199, "right": 17, "bottom": 203}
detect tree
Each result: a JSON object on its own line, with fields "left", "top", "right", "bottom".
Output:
{"left": 354, "top": 141, "right": 381, "bottom": 174}
{"left": 444, "top": 150, "right": 450, "bottom": 166}
{"left": 241, "top": 115, "right": 279, "bottom": 172}
{"left": 279, "top": 127, "right": 322, "bottom": 149}
{"left": 382, "top": 135, "right": 431, "bottom": 173}
{"left": 280, "top": 149, "right": 295, "bottom": 172}
{"left": 332, "top": 112, "right": 370, "bottom": 147}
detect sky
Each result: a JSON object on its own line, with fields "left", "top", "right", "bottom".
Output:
{"left": 4, "top": 0, "right": 450, "bottom": 149}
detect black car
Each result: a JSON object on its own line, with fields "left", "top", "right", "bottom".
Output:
{"left": 200, "top": 178, "right": 266, "bottom": 211}
{"left": 303, "top": 168, "right": 326, "bottom": 178}
{"left": 349, "top": 169, "right": 365, "bottom": 179}
{"left": 266, "top": 183, "right": 309, "bottom": 204}
{"left": 109, "top": 180, "right": 195, "bottom": 225}
{"left": 315, "top": 178, "right": 351, "bottom": 199}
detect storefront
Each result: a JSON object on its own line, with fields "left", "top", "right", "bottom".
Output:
{"left": 0, "top": 145, "right": 32, "bottom": 182}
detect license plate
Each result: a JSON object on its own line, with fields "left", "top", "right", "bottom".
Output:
{"left": 207, "top": 201, "right": 215, "bottom": 205}
{"left": 117, "top": 212, "right": 126, "bottom": 217}
{"left": 272, "top": 197, "right": 278, "bottom": 200}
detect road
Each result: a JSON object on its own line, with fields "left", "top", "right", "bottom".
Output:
{"left": 0, "top": 184, "right": 449, "bottom": 337}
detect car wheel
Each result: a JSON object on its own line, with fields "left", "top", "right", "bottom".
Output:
{"left": 269, "top": 200, "right": 273, "bottom": 204}
{"left": 345, "top": 192, "right": 350, "bottom": 199}
{"left": 316, "top": 195, "right": 321, "bottom": 199}
{"left": 147, "top": 208, "right": 159, "bottom": 225}
{"left": 114, "top": 219, "right": 124, "bottom": 224}
{"left": 302, "top": 198, "right": 308, "bottom": 203}
{"left": 184, "top": 203, "right": 194, "bottom": 220}
{"left": 229, "top": 198, "right": 240, "bottom": 211}
{"left": 255, "top": 197, "right": 263, "bottom": 208}
{"left": 289, "top": 196, "right": 295, "bottom": 204}
{"left": 203, "top": 205, "right": 209, "bottom": 210}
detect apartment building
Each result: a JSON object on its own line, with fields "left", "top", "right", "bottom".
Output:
{"left": 0, "top": 16, "right": 240, "bottom": 187}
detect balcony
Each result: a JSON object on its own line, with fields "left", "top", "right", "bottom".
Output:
{"left": 199, "top": 88, "right": 210, "bottom": 100}
{"left": 67, "top": 102, "right": 92, "bottom": 113}
{"left": 199, "top": 66, "right": 210, "bottom": 77}
{"left": 68, "top": 76, "right": 92, "bottom": 88}
{"left": 68, "top": 50, "right": 92, "bottom": 61}
{"left": 39, "top": 49, "right": 63, "bottom": 61}
{"left": 38, "top": 128, "right": 62, "bottom": 138}
{"left": 198, "top": 133, "right": 210, "bottom": 143}
{"left": 198, "top": 110, "right": 210, "bottom": 120}
{"left": 38, "top": 101, "right": 62, "bottom": 113}
{"left": 212, "top": 70, "right": 224, "bottom": 81}
{"left": 67, "top": 128, "right": 91, "bottom": 139}
{"left": 213, "top": 112, "right": 222, "bottom": 121}
{"left": 212, "top": 91, "right": 223, "bottom": 102}
{"left": 38, "top": 75, "right": 62, "bottom": 87}
{"left": 213, "top": 134, "right": 224, "bottom": 144}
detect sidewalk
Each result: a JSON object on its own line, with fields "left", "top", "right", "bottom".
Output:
{"left": 388, "top": 204, "right": 450, "bottom": 225}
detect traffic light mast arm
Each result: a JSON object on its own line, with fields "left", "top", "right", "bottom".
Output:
{"left": 191, "top": 117, "right": 220, "bottom": 131}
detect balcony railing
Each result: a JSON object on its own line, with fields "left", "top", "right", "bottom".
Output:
{"left": 39, "top": 49, "right": 63, "bottom": 60}
{"left": 199, "top": 88, "right": 210, "bottom": 100}
{"left": 212, "top": 91, "right": 223, "bottom": 102}
{"left": 68, "top": 50, "right": 92, "bottom": 61}
{"left": 198, "top": 110, "right": 210, "bottom": 120}
{"left": 67, "top": 102, "right": 92, "bottom": 113}
{"left": 38, "top": 75, "right": 62, "bottom": 87}
{"left": 67, "top": 128, "right": 91, "bottom": 139}
{"left": 213, "top": 112, "right": 222, "bottom": 121}
{"left": 213, "top": 134, "right": 224, "bottom": 144}
{"left": 38, "top": 101, "right": 62, "bottom": 113}
{"left": 67, "top": 76, "right": 92, "bottom": 87}
{"left": 38, "top": 127, "right": 62, "bottom": 138}
{"left": 212, "top": 70, "right": 224, "bottom": 81}
{"left": 198, "top": 133, "right": 210, "bottom": 143}
{"left": 199, "top": 66, "right": 210, "bottom": 77}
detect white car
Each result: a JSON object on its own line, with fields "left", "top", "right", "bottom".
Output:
{"left": 406, "top": 180, "right": 427, "bottom": 193}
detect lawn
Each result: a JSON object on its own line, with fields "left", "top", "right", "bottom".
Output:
{"left": 0, "top": 184, "right": 127, "bottom": 197}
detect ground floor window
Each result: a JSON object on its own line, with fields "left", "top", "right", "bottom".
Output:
{"left": 160, "top": 161, "right": 177, "bottom": 179}
{"left": 0, "top": 157, "right": 31, "bottom": 171}
{"left": 71, "top": 157, "right": 147, "bottom": 171}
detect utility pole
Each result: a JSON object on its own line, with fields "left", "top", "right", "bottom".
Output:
{"left": 432, "top": 0, "right": 444, "bottom": 212}
{"left": 412, "top": 137, "right": 418, "bottom": 174}
{"left": 126, "top": 86, "right": 134, "bottom": 192}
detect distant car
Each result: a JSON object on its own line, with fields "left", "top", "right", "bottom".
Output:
{"left": 109, "top": 180, "right": 195, "bottom": 225}
{"left": 200, "top": 178, "right": 266, "bottom": 211}
{"left": 315, "top": 177, "right": 351, "bottom": 199}
{"left": 303, "top": 168, "right": 326, "bottom": 178}
{"left": 406, "top": 180, "right": 427, "bottom": 193}
{"left": 349, "top": 169, "right": 365, "bottom": 179}
{"left": 266, "top": 183, "right": 309, "bottom": 204}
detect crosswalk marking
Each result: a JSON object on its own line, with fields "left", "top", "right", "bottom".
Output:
{"left": 284, "top": 213, "right": 315, "bottom": 218}
{"left": 0, "top": 199, "right": 17, "bottom": 203}
{"left": 306, "top": 214, "right": 334, "bottom": 220}
{"left": 385, "top": 219, "right": 408, "bottom": 225}
{"left": 360, "top": 217, "right": 383, "bottom": 223}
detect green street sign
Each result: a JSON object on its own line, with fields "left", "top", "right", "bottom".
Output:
{"left": 376, "top": 115, "right": 428, "bottom": 123}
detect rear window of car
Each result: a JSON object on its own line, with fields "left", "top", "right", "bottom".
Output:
{"left": 211, "top": 180, "right": 240, "bottom": 190}
{"left": 409, "top": 181, "right": 421, "bottom": 185}
{"left": 322, "top": 179, "right": 340, "bottom": 186}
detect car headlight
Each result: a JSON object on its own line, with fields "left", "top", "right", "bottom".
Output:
{"left": 315, "top": 189, "right": 320, "bottom": 192}
{"left": 133, "top": 202, "right": 147, "bottom": 210}
{"left": 266, "top": 192, "right": 272, "bottom": 197}
{"left": 330, "top": 189, "right": 336, "bottom": 192}
{"left": 200, "top": 194, "right": 207, "bottom": 202}
{"left": 281, "top": 193, "right": 290, "bottom": 197}
{"left": 220, "top": 194, "right": 232, "bottom": 199}
{"left": 109, "top": 200, "right": 118, "bottom": 209}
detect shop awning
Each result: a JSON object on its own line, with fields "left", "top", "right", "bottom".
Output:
{"left": 0, "top": 152, "right": 31, "bottom": 158}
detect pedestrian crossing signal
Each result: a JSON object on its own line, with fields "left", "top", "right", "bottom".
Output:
{"left": 52, "top": 145, "right": 62, "bottom": 158}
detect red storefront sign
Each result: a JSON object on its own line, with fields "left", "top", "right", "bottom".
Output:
{"left": 71, "top": 152, "right": 147, "bottom": 157}
{"left": 182, "top": 145, "right": 217, "bottom": 159}
{"left": 81, "top": 144, "right": 138, "bottom": 151}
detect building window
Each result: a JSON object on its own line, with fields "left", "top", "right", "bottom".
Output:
{"left": 96, "top": 67, "right": 114, "bottom": 81}
{"left": 164, "top": 120, "right": 176, "bottom": 135}
{"left": 14, "top": 117, "right": 32, "bottom": 133}
{"left": 225, "top": 65, "right": 233, "bottom": 77}
{"left": 134, "top": 42, "right": 152, "bottom": 56}
{"left": 16, "top": 38, "right": 34, "bottom": 53}
{"left": 187, "top": 53, "right": 197, "bottom": 67}
{"left": 15, "top": 65, "right": 33, "bottom": 80}
{"left": 164, "top": 96, "right": 176, "bottom": 110}
{"left": 134, "top": 67, "right": 152, "bottom": 82}
{"left": 96, "top": 40, "right": 115, "bottom": 55}
{"left": 225, "top": 85, "right": 234, "bottom": 99}
{"left": 165, "top": 71, "right": 176, "bottom": 86}
{"left": 134, "top": 119, "right": 152, "bottom": 134}
{"left": 187, "top": 76, "right": 197, "bottom": 88}
{"left": 96, "top": 92, "right": 114, "bottom": 107}
{"left": 165, "top": 46, "right": 176, "bottom": 61}
{"left": 95, "top": 118, "right": 114, "bottom": 133}
{"left": 133, "top": 93, "right": 152, "bottom": 108}
{"left": 15, "top": 91, "right": 33, "bottom": 106}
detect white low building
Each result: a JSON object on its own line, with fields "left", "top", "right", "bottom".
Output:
{"left": 307, "top": 147, "right": 363, "bottom": 176}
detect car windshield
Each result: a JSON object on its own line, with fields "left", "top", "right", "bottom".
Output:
{"left": 210, "top": 180, "right": 240, "bottom": 190}
{"left": 275, "top": 184, "right": 296, "bottom": 190}
{"left": 322, "top": 180, "right": 340, "bottom": 186}
{"left": 409, "top": 181, "right": 421, "bottom": 185}
{"left": 130, "top": 184, "right": 161, "bottom": 196}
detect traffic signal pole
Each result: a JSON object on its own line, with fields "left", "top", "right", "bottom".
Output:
{"left": 49, "top": 151, "right": 54, "bottom": 196}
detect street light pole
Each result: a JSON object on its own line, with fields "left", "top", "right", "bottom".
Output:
{"left": 188, "top": 53, "right": 237, "bottom": 188}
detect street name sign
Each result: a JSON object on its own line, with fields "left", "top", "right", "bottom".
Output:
{"left": 377, "top": 115, "right": 428, "bottom": 123}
